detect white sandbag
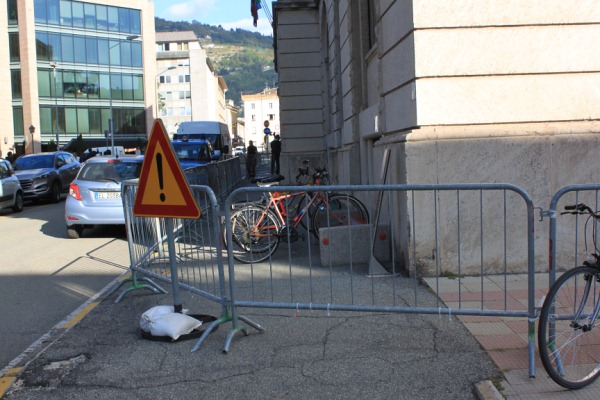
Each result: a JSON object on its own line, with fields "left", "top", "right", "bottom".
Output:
{"left": 148, "top": 313, "right": 202, "bottom": 340}
{"left": 140, "top": 305, "right": 188, "bottom": 333}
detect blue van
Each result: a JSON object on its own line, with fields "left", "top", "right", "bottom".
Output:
{"left": 173, "top": 121, "right": 231, "bottom": 158}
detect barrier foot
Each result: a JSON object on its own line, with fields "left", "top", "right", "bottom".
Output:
{"left": 367, "top": 255, "right": 392, "bottom": 277}
{"left": 223, "top": 327, "right": 249, "bottom": 354}
{"left": 238, "top": 315, "right": 266, "bottom": 333}
{"left": 190, "top": 316, "right": 230, "bottom": 352}
{"left": 111, "top": 277, "right": 167, "bottom": 303}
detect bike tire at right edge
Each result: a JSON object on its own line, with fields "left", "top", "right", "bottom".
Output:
{"left": 538, "top": 265, "right": 600, "bottom": 389}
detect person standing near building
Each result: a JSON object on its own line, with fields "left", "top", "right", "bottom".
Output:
{"left": 246, "top": 140, "right": 258, "bottom": 177}
{"left": 270, "top": 134, "right": 281, "bottom": 175}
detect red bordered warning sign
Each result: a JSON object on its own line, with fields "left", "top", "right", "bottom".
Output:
{"left": 133, "top": 119, "right": 200, "bottom": 218}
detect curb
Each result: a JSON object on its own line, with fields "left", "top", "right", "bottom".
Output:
{"left": 475, "top": 380, "right": 505, "bottom": 400}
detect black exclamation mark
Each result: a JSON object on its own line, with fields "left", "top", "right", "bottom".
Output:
{"left": 156, "top": 153, "right": 165, "bottom": 202}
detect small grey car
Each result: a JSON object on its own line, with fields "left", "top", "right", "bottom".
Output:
{"left": 65, "top": 155, "right": 144, "bottom": 239}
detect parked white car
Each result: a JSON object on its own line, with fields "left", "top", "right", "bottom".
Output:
{"left": 234, "top": 146, "right": 245, "bottom": 156}
{"left": 0, "top": 159, "right": 24, "bottom": 213}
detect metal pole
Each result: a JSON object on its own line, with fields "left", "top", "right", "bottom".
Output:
{"left": 52, "top": 64, "right": 59, "bottom": 148}
{"left": 109, "top": 41, "right": 115, "bottom": 156}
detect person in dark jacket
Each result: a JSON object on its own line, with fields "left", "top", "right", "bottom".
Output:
{"left": 270, "top": 134, "right": 281, "bottom": 175}
{"left": 246, "top": 141, "right": 257, "bottom": 177}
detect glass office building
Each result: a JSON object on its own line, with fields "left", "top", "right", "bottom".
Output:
{"left": 2, "top": 0, "right": 155, "bottom": 155}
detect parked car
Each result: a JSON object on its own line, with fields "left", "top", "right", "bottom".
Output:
{"left": 65, "top": 155, "right": 144, "bottom": 239}
{"left": 0, "top": 158, "right": 24, "bottom": 213}
{"left": 12, "top": 151, "right": 81, "bottom": 203}
{"left": 171, "top": 139, "right": 216, "bottom": 169}
{"left": 234, "top": 146, "right": 245, "bottom": 156}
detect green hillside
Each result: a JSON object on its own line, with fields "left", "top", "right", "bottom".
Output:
{"left": 155, "top": 18, "right": 277, "bottom": 111}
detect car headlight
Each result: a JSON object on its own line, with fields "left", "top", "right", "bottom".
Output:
{"left": 34, "top": 173, "right": 50, "bottom": 181}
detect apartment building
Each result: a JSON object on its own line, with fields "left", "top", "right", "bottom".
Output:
{"left": 155, "top": 31, "right": 229, "bottom": 137}
{"left": 1, "top": 0, "right": 156, "bottom": 156}
{"left": 241, "top": 87, "right": 279, "bottom": 151}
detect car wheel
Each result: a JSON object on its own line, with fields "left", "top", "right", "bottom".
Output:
{"left": 67, "top": 226, "right": 83, "bottom": 239}
{"left": 50, "top": 181, "right": 61, "bottom": 203}
{"left": 12, "top": 191, "right": 24, "bottom": 213}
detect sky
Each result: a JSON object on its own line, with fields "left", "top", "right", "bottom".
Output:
{"left": 152, "top": 0, "right": 274, "bottom": 36}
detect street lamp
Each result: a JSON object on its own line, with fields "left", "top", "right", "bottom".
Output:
{"left": 49, "top": 62, "right": 59, "bottom": 149}
{"left": 28, "top": 125, "right": 35, "bottom": 154}
{"left": 155, "top": 66, "right": 177, "bottom": 119}
{"left": 109, "top": 35, "right": 139, "bottom": 156}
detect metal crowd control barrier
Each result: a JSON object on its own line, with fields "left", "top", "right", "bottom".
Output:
{"left": 182, "top": 157, "right": 243, "bottom": 205}
{"left": 223, "top": 183, "right": 538, "bottom": 376}
{"left": 117, "top": 179, "right": 538, "bottom": 374}
{"left": 547, "top": 184, "right": 600, "bottom": 288}
{"left": 120, "top": 181, "right": 264, "bottom": 350}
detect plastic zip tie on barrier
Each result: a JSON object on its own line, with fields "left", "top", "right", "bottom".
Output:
{"left": 448, "top": 307, "right": 452, "bottom": 321}
{"left": 327, "top": 304, "right": 331, "bottom": 317}
{"left": 295, "top": 303, "right": 299, "bottom": 317}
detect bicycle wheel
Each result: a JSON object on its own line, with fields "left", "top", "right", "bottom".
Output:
{"left": 311, "top": 194, "right": 369, "bottom": 238}
{"left": 227, "top": 205, "right": 281, "bottom": 264}
{"left": 538, "top": 266, "right": 600, "bottom": 389}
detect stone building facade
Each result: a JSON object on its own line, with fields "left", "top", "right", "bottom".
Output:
{"left": 273, "top": 1, "right": 600, "bottom": 274}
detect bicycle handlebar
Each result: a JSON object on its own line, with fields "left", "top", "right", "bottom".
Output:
{"left": 562, "top": 203, "right": 597, "bottom": 216}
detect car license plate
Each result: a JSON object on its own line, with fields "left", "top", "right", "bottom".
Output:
{"left": 95, "top": 191, "right": 121, "bottom": 200}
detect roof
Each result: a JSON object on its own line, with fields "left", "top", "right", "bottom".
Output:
{"left": 156, "top": 31, "right": 199, "bottom": 43}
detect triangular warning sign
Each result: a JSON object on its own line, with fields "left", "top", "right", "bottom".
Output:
{"left": 133, "top": 119, "right": 201, "bottom": 218}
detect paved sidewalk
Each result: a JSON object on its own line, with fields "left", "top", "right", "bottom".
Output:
{"left": 428, "top": 274, "right": 600, "bottom": 399}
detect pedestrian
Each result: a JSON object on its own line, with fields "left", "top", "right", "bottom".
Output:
{"left": 270, "top": 134, "right": 281, "bottom": 175}
{"left": 6, "top": 151, "right": 13, "bottom": 163}
{"left": 246, "top": 140, "right": 257, "bottom": 177}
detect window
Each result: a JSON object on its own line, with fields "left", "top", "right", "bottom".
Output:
{"left": 96, "top": 5, "right": 108, "bottom": 30}
{"left": 49, "top": 33, "right": 61, "bottom": 61}
{"left": 159, "top": 75, "right": 172, "bottom": 84}
{"left": 251, "top": 115, "right": 256, "bottom": 121}
{"left": 38, "top": 70, "right": 51, "bottom": 97}
{"left": 36, "top": 31, "right": 50, "bottom": 61}
{"left": 107, "top": 6, "right": 118, "bottom": 31}
{"left": 97, "top": 39, "right": 109, "bottom": 65}
{"left": 251, "top": 103, "right": 255, "bottom": 110}
{"left": 179, "top": 75, "right": 184, "bottom": 83}
{"left": 130, "top": 9, "right": 141, "bottom": 34}
{"left": 11, "top": 71, "right": 21, "bottom": 99}
{"left": 131, "top": 41, "right": 142, "bottom": 67}
{"left": 8, "top": 0, "right": 18, "bottom": 25}
{"left": 59, "top": 0, "right": 71, "bottom": 26}
{"left": 269, "top": 102, "right": 273, "bottom": 109}
{"left": 34, "top": 0, "right": 47, "bottom": 23}
{"left": 268, "top": 114, "right": 275, "bottom": 121}
{"left": 86, "top": 37, "right": 98, "bottom": 64}
{"left": 165, "top": 91, "right": 172, "bottom": 100}
{"left": 48, "top": 0, "right": 59, "bottom": 25}
{"left": 178, "top": 107, "right": 185, "bottom": 115}
{"left": 185, "top": 75, "right": 190, "bottom": 83}
{"left": 119, "top": 8, "right": 131, "bottom": 33}
{"left": 84, "top": 3, "right": 96, "bottom": 29}
{"left": 71, "top": 1, "right": 83, "bottom": 27}
{"left": 177, "top": 42, "right": 189, "bottom": 50}
{"left": 61, "top": 35, "right": 74, "bottom": 62}
{"left": 73, "top": 36, "right": 86, "bottom": 64}
{"left": 367, "top": 0, "right": 376, "bottom": 50}
{"left": 133, "top": 75, "right": 144, "bottom": 100}
{"left": 9, "top": 33, "right": 19, "bottom": 62}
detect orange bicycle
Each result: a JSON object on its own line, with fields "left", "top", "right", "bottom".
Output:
{"left": 227, "top": 176, "right": 368, "bottom": 264}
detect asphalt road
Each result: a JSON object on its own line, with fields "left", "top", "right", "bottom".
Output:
{"left": 0, "top": 198, "right": 130, "bottom": 370}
